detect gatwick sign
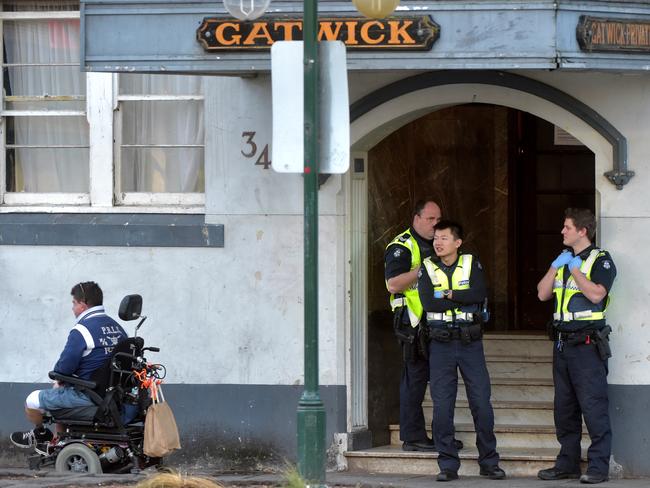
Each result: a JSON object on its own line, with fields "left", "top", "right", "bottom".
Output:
{"left": 197, "top": 15, "right": 439, "bottom": 51}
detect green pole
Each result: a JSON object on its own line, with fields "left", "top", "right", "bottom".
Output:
{"left": 297, "top": 0, "right": 326, "bottom": 483}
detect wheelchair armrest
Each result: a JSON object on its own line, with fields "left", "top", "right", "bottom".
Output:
{"left": 48, "top": 371, "right": 97, "bottom": 390}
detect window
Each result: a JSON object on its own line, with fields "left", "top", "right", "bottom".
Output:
{"left": 115, "top": 74, "right": 205, "bottom": 206}
{"left": 1, "top": 2, "right": 88, "bottom": 205}
{"left": 0, "top": 1, "right": 205, "bottom": 210}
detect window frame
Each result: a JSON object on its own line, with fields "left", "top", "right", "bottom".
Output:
{"left": 113, "top": 88, "right": 205, "bottom": 206}
{"left": 0, "top": 9, "right": 90, "bottom": 205}
{"left": 0, "top": 8, "right": 206, "bottom": 212}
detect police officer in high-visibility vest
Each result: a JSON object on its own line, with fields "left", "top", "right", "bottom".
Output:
{"left": 384, "top": 199, "right": 441, "bottom": 452}
{"left": 418, "top": 220, "right": 505, "bottom": 482}
{"left": 536, "top": 208, "right": 616, "bottom": 485}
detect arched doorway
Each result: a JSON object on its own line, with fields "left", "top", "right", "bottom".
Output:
{"left": 361, "top": 104, "right": 595, "bottom": 445}
{"left": 345, "top": 74, "right": 614, "bottom": 443}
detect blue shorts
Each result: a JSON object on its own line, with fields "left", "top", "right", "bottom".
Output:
{"left": 37, "top": 387, "right": 94, "bottom": 411}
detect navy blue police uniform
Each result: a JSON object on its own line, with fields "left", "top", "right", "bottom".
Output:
{"left": 384, "top": 227, "right": 433, "bottom": 447}
{"left": 418, "top": 253, "right": 500, "bottom": 476}
{"left": 551, "top": 245, "right": 616, "bottom": 479}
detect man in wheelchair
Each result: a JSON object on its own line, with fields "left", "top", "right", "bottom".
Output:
{"left": 11, "top": 281, "right": 127, "bottom": 450}
{"left": 9, "top": 284, "right": 162, "bottom": 473}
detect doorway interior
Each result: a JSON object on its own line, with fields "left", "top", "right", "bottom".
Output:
{"left": 365, "top": 103, "right": 595, "bottom": 445}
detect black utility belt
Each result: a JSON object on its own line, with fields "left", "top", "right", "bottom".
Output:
{"left": 553, "top": 325, "right": 612, "bottom": 360}
{"left": 554, "top": 327, "right": 609, "bottom": 345}
{"left": 428, "top": 323, "right": 482, "bottom": 344}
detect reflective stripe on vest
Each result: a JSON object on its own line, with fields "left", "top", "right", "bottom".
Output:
{"left": 386, "top": 229, "right": 423, "bottom": 328}
{"left": 552, "top": 248, "right": 608, "bottom": 322}
{"left": 422, "top": 254, "right": 473, "bottom": 320}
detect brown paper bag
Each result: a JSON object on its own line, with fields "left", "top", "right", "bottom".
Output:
{"left": 143, "top": 385, "right": 181, "bottom": 457}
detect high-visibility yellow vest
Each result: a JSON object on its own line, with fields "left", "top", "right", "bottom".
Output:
{"left": 422, "top": 254, "right": 476, "bottom": 322}
{"left": 552, "top": 248, "right": 609, "bottom": 323}
{"left": 386, "top": 229, "right": 423, "bottom": 328}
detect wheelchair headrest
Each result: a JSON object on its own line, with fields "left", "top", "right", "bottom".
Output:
{"left": 119, "top": 294, "right": 142, "bottom": 321}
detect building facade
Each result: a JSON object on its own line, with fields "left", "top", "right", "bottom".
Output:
{"left": 1, "top": 0, "right": 650, "bottom": 477}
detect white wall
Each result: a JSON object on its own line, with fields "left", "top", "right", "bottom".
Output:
{"left": 347, "top": 69, "right": 650, "bottom": 385}
{"left": 0, "top": 74, "right": 348, "bottom": 388}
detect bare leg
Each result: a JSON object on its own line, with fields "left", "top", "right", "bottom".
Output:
{"left": 25, "top": 407, "right": 43, "bottom": 427}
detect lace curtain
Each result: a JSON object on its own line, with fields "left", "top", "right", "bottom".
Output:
{"left": 119, "top": 74, "right": 204, "bottom": 193}
{"left": 3, "top": 18, "right": 88, "bottom": 192}
{"left": 3, "top": 14, "right": 204, "bottom": 194}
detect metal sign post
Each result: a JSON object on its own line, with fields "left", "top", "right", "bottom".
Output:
{"left": 296, "top": 0, "right": 326, "bottom": 483}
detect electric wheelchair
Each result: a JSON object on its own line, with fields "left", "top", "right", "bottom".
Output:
{"left": 29, "top": 295, "right": 166, "bottom": 474}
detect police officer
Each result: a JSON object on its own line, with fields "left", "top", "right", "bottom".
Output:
{"left": 536, "top": 208, "right": 616, "bottom": 485}
{"left": 418, "top": 220, "right": 505, "bottom": 482}
{"left": 385, "top": 199, "right": 440, "bottom": 452}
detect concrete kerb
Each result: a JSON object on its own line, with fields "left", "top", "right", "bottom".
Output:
{"left": 1, "top": 469, "right": 650, "bottom": 488}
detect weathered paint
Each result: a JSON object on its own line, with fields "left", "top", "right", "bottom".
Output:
{"left": 81, "top": 1, "right": 650, "bottom": 74}
{"left": 0, "top": 382, "right": 346, "bottom": 468}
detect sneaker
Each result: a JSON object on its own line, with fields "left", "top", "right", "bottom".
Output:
{"left": 10, "top": 427, "right": 53, "bottom": 449}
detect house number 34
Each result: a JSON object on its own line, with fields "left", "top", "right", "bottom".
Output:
{"left": 241, "top": 131, "right": 271, "bottom": 170}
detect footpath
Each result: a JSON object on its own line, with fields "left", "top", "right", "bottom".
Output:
{"left": 0, "top": 469, "right": 649, "bottom": 488}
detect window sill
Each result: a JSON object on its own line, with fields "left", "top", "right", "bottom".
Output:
{"left": 0, "top": 205, "right": 205, "bottom": 214}
{"left": 0, "top": 213, "right": 223, "bottom": 248}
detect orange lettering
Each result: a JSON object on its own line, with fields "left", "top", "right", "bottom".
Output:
{"left": 215, "top": 22, "right": 241, "bottom": 46}
{"left": 243, "top": 22, "right": 274, "bottom": 45}
{"left": 606, "top": 24, "right": 616, "bottom": 44}
{"left": 318, "top": 21, "right": 344, "bottom": 41}
{"left": 360, "top": 21, "right": 385, "bottom": 45}
{"left": 388, "top": 20, "right": 415, "bottom": 44}
{"left": 275, "top": 21, "right": 302, "bottom": 41}
{"left": 591, "top": 23, "right": 602, "bottom": 44}
{"left": 617, "top": 24, "right": 625, "bottom": 44}
{"left": 344, "top": 21, "right": 358, "bottom": 45}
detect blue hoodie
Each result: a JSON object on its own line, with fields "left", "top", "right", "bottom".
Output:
{"left": 53, "top": 305, "right": 128, "bottom": 379}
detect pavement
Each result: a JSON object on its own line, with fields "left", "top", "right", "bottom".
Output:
{"left": 0, "top": 468, "right": 649, "bottom": 488}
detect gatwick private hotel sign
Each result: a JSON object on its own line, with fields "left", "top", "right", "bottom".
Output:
{"left": 578, "top": 16, "right": 650, "bottom": 53}
{"left": 197, "top": 16, "right": 440, "bottom": 51}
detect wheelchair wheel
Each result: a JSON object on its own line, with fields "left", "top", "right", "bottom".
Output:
{"left": 55, "top": 443, "right": 103, "bottom": 474}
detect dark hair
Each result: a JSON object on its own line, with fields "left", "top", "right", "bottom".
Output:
{"left": 71, "top": 281, "right": 103, "bottom": 307}
{"left": 434, "top": 219, "right": 464, "bottom": 240}
{"left": 413, "top": 198, "right": 439, "bottom": 217}
{"left": 565, "top": 208, "right": 596, "bottom": 240}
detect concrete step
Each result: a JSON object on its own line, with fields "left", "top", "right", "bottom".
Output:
{"left": 344, "top": 445, "right": 586, "bottom": 477}
{"left": 389, "top": 424, "right": 590, "bottom": 449}
{"left": 422, "top": 400, "right": 555, "bottom": 426}
{"left": 485, "top": 355, "right": 553, "bottom": 379}
{"left": 424, "top": 377, "right": 555, "bottom": 402}
{"left": 482, "top": 334, "right": 552, "bottom": 358}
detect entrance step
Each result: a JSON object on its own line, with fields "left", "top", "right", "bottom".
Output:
{"left": 426, "top": 377, "right": 555, "bottom": 402}
{"left": 344, "top": 445, "right": 587, "bottom": 477}
{"left": 389, "top": 424, "right": 590, "bottom": 449}
{"left": 423, "top": 400, "right": 555, "bottom": 425}
{"left": 482, "top": 334, "right": 552, "bottom": 358}
{"left": 348, "top": 334, "right": 573, "bottom": 477}
{"left": 485, "top": 355, "right": 553, "bottom": 379}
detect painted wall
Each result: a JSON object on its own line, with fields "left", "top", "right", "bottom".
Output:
{"left": 0, "top": 74, "right": 349, "bottom": 466}
{"left": 2, "top": 67, "right": 650, "bottom": 472}
{"left": 347, "top": 69, "right": 650, "bottom": 475}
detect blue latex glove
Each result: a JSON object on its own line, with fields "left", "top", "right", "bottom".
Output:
{"left": 568, "top": 256, "right": 583, "bottom": 271}
{"left": 551, "top": 251, "right": 573, "bottom": 269}
{"left": 434, "top": 290, "right": 444, "bottom": 299}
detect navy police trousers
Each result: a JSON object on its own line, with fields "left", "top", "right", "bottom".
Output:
{"left": 400, "top": 356, "right": 430, "bottom": 442}
{"left": 553, "top": 341, "right": 611, "bottom": 477}
{"left": 429, "top": 338, "right": 499, "bottom": 472}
